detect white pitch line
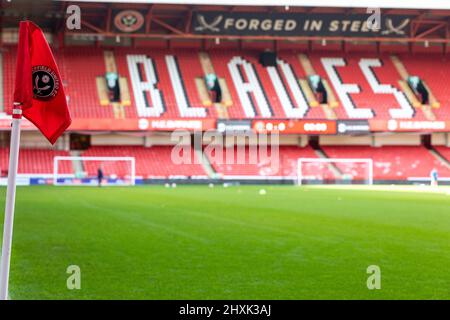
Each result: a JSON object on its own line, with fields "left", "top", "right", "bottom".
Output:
{"left": 301, "top": 184, "right": 450, "bottom": 194}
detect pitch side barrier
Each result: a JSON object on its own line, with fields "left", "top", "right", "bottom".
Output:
{"left": 1, "top": 176, "right": 449, "bottom": 186}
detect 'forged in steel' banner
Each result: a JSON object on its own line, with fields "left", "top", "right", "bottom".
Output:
{"left": 191, "top": 11, "right": 412, "bottom": 38}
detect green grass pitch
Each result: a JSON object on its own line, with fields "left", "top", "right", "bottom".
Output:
{"left": 0, "top": 185, "right": 449, "bottom": 299}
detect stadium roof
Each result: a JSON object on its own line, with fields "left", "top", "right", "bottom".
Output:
{"left": 1, "top": 0, "right": 448, "bottom": 45}
{"left": 70, "top": 0, "right": 450, "bottom": 10}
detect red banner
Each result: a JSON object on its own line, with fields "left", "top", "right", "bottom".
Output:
{"left": 0, "top": 118, "right": 217, "bottom": 132}
{"left": 3, "top": 117, "right": 450, "bottom": 134}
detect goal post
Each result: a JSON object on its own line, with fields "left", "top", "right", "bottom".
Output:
{"left": 53, "top": 156, "right": 136, "bottom": 186}
{"left": 297, "top": 158, "right": 373, "bottom": 186}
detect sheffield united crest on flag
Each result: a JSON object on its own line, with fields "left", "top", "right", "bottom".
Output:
{"left": 13, "top": 21, "right": 71, "bottom": 144}
{"left": 32, "top": 65, "right": 60, "bottom": 100}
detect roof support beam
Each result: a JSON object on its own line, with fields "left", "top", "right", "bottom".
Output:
{"left": 81, "top": 20, "right": 105, "bottom": 34}
{"left": 152, "top": 17, "right": 185, "bottom": 35}
{"left": 414, "top": 22, "right": 447, "bottom": 38}
{"left": 65, "top": 31, "right": 450, "bottom": 44}
{"left": 145, "top": 5, "right": 154, "bottom": 33}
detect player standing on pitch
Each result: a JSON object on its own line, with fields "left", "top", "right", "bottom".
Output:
{"left": 97, "top": 167, "right": 104, "bottom": 187}
{"left": 430, "top": 168, "right": 438, "bottom": 187}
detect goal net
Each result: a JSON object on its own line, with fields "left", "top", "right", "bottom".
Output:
{"left": 53, "top": 156, "right": 136, "bottom": 186}
{"left": 297, "top": 158, "right": 373, "bottom": 185}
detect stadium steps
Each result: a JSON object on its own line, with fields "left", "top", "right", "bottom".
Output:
{"left": 96, "top": 77, "right": 110, "bottom": 106}
{"left": 70, "top": 151, "right": 84, "bottom": 176}
{"left": 194, "top": 148, "right": 218, "bottom": 178}
{"left": 398, "top": 79, "right": 437, "bottom": 119}
{"left": 313, "top": 148, "right": 343, "bottom": 179}
{"left": 195, "top": 78, "right": 212, "bottom": 106}
{"left": 393, "top": 54, "right": 441, "bottom": 109}
{"left": 118, "top": 77, "right": 131, "bottom": 106}
{"left": 112, "top": 102, "right": 125, "bottom": 119}
{"left": 195, "top": 52, "right": 213, "bottom": 107}
{"left": 423, "top": 82, "right": 440, "bottom": 108}
{"left": 321, "top": 79, "right": 339, "bottom": 108}
{"left": 320, "top": 103, "right": 337, "bottom": 120}
{"left": 191, "top": 132, "right": 217, "bottom": 178}
{"left": 390, "top": 55, "right": 409, "bottom": 80}
{"left": 198, "top": 52, "right": 231, "bottom": 118}
{"left": 96, "top": 50, "right": 128, "bottom": 118}
{"left": 299, "top": 79, "right": 319, "bottom": 107}
{"left": 390, "top": 55, "right": 436, "bottom": 120}
{"left": 398, "top": 80, "right": 421, "bottom": 108}
{"left": 298, "top": 54, "right": 337, "bottom": 119}
{"left": 298, "top": 54, "right": 315, "bottom": 75}
{"left": 199, "top": 52, "right": 233, "bottom": 107}
{"left": 428, "top": 148, "right": 450, "bottom": 170}
{"left": 104, "top": 51, "right": 128, "bottom": 118}
{"left": 421, "top": 105, "right": 436, "bottom": 120}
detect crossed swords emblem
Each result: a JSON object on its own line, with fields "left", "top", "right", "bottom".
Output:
{"left": 195, "top": 14, "right": 223, "bottom": 32}
{"left": 382, "top": 18, "right": 410, "bottom": 35}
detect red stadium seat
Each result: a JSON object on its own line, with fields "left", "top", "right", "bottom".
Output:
{"left": 205, "top": 145, "right": 318, "bottom": 177}
{"left": 81, "top": 146, "right": 207, "bottom": 179}
{"left": 0, "top": 148, "right": 71, "bottom": 176}
{"left": 321, "top": 145, "right": 450, "bottom": 180}
{"left": 3, "top": 47, "right": 448, "bottom": 121}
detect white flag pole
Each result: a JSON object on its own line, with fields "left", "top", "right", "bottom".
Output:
{"left": 0, "top": 103, "right": 23, "bottom": 300}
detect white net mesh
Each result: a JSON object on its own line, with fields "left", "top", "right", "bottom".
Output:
{"left": 297, "top": 158, "right": 373, "bottom": 185}
{"left": 54, "top": 156, "right": 135, "bottom": 186}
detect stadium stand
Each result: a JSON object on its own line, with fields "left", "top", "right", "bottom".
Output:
{"left": 308, "top": 53, "right": 422, "bottom": 120}
{"left": 81, "top": 146, "right": 207, "bottom": 179}
{"left": 2, "top": 48, "right": 449, "bottom": 120}
{"left": 321, "top": 145, "right": 450, "bottom": 180}
{"left": 0, "top": 148, "right": 71, "bottom": 175}
{"left": 2, "top": 145, "right": 448, "bottom": 181}
{"left": 1, "top": 22, "right": 449, "bottom": 184}
{"left": 399, "top": 55, "right": 450, "bottom": 120}
{"left": 206, "top": 145, "right": 318, "bottom": 178}
{"left": 434, "top": 147, "right": 450, "bottom": 165}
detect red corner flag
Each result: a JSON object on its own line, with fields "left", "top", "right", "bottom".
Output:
{"left": 13, "top": 21, "right": 71, "bottom": 144}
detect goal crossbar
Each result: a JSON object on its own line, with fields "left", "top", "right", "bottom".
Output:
{"left": 53, "top": 156, "right": 136, "bottom": 186}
